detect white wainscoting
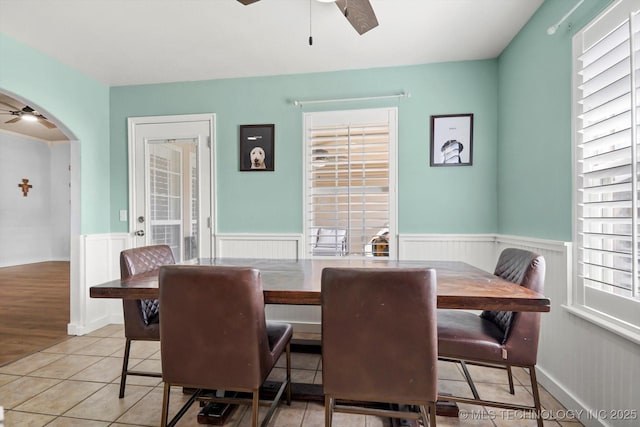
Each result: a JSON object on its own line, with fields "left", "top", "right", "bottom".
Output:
{"left": 68, "top": 233, "right": 131, "bottom": 335}
{"left": 495, "top": 236, "right": 639, "bottom": 427}
{"left": 214, "top": 233, "right": 303, "bottom": 259}
{"left": 398, "top": 233, "right": 497, "bottom": 271}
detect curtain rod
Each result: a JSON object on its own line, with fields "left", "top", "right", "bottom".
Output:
{"left": 547, "top": 0, "right": 585, "bottom": 35}
{"left": 292, "top": 92, "right": 410, "bottom": 107}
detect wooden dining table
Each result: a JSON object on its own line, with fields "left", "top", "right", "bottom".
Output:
{"left": 89, "top": 257, "right": 550, "bottom": 425}
{"left": 89, "top": 257, "right": 550, "bottom": 312}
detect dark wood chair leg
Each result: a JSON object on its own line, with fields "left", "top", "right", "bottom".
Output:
{"left": 325, "top": 395, "right": 334, "bottom": 427}
{"left": 119, "top": 338, "right": 132, "bottom": 398}
{"left": 529, "top": 366, "right": 543, "bottom": 427}
{"left": 251, "top": 390, "right": 260, "bottom": 427}
{"left": 286, "top": 342, "right": 292, "bottom": 405}
{"left": 459, "top": 361, "right": 480, "bottom": 399}
{"left": 418, "top": 404, "right": 434, "bottom": 427}
{"left": 160, "top": 382, "right": 171, "bottom": 427}
{"left": 430, "top": 402, "right": 437, "bottom": 426}
{"left": 507, "top": 365, "right": 515, "bottom": 394}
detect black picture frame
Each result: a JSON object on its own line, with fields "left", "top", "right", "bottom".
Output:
{"left": 430, "top": 113, "right": 473, "bottom": 167}
{"left": 240, "top": 124, "right": 275, "bottom": 171}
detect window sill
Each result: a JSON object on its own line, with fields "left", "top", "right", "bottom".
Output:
{"left": 562, "top": 304, "right": 640, "bottom": 346}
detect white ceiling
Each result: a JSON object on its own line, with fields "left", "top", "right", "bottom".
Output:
{"left": 0, "top": 0, "right": 544, "bottom": 87}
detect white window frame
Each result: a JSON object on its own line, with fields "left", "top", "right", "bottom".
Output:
{"left": 570, "top": 0, "right": 640, "bottom": 344}
{"left": 302, "top": 107, "right": 398, "bottom": 259}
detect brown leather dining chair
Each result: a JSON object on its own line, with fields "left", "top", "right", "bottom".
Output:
{"left": 118, "top": 244, "right": 175, "bottom": 398}
{"left": 437, "top": 248, "right": 546, "bottom": 427}
{"left": 158, "top": 265, "right": 292, "bottom": 427}
{"left": 322, "top": 267, "right": 438, "bottom": 427}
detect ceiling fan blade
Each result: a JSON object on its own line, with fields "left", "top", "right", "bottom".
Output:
{"left": 335, "top": 0, "right": 378, "bottom": 35}
{"left": 237, "top": 0, "right": 260, "bottom": 4}
{"left": 0, "top": 100, "right": 20, "bottom": 111}
{"left": 38, "top": 117, "right": 57, "bottom": 129}
{"left": 5, "top": 117, "right": 20, "bottom": 124}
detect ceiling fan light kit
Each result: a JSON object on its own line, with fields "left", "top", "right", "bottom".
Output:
{"left": 20, "top": 113, "right": 38, "bottom": 122}
{"left": 0, "top": 100, "right": 56, "bottom": 129}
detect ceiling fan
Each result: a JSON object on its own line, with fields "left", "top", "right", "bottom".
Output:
{"left": 237, "top": 0, "right": 379, "bottom": 35}
{"left": 0, "top": 100, "right": 56, "bottom": 129}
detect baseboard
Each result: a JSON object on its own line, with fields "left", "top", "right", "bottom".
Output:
{"left": 536, "top": 366, "right": 608, "bottom": 427}
{"left": 0, "top": 257, "right": 60, "bottom": 268}
{"left": 287, "top": 321, "right": 321, "bottom": 335}
{"left": 68, "top": 314, "right": 112, "bottom": 336}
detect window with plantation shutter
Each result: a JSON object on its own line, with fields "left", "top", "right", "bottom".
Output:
{"left": 573, "top": 0, "right": 640, "bottom": 337}
{"left": 304, "top": 108, "right": 397, "bottom": 257}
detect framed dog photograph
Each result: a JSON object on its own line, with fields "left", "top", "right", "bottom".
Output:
{"left": 240, "top": 124, "right": 275, "bottom": 171}
{"left": 430, "top": 113, "right": 473, "bottom": 167}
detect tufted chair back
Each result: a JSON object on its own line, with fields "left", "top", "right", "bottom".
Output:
{"left": 120, "top": 244, "right": 175, "bottom": 333}
{"left": 117, "top": 244, "right": 175, "bottom": 399}
{"left": 481, "top": 248, "right": 546, "bottom": 365}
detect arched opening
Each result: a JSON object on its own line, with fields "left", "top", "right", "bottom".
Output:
{"left": 0, "top": 90, "right": 79, "bottom": 365}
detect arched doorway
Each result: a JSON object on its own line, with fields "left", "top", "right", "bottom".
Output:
{"left": 0, "top": 90, "right": 78, "bottom": 364}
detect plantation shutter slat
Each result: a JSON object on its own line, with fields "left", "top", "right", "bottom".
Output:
{"left": 576, "top": 8, "right": 640, "bottom": 299}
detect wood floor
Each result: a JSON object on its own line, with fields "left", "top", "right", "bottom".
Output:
{"left": 0, "top": 261, "right": 70, "bottom": 366}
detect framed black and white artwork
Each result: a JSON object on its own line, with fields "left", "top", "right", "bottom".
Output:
{"left": 430, "top": 114, "right": 473, "bottom": 167}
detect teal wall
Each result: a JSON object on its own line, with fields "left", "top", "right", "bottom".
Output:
{"left": 110, "top": 60, "right": 498, "bottom": 234}
{"left": 0, "top": 1, "right": 623, "bottom": 242}
{"left": 497, "top": 0, "right": 612, "bottom": 241}
{"left": 0, "top": 33, "right": 111, "bottom": 234}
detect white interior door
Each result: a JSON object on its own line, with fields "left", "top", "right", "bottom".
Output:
{"left": 128, "top": 115, "right": 214, "bottom": 261}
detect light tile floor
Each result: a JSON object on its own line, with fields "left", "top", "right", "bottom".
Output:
{"left": 0, "top": 325, "right": 584, "bottom": 427}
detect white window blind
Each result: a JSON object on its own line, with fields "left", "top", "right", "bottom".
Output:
{"left": 304, "top": 109, "right": 396, "bottom": 257}
{"left": 148, "top": 142, "right": 183, "bottom": 260}
{"left": 573, "top": 0, "right": 640, "bottom": 333}
{"left": 188, "top": 151, "right": 198, "bottom": 260}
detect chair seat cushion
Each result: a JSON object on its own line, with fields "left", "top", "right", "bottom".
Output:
{"left": 438, "top": 309, "right": 506, "bottom": 364}
{"left": 266, "top": 321, "right": 293, "bottom": 362}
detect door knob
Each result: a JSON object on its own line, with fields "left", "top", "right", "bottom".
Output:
{"left": 135, "top": 230, "right": 145, "bottom": 237}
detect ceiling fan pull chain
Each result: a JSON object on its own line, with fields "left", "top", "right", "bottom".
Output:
{"left": 309, "top": 0, "right": 313, "bottom": 45}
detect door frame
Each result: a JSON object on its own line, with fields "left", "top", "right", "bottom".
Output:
{"left": 127, "top": 113, "right": 216, "bottom": 258}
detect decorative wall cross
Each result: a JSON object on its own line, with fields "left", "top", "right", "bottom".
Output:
{"left": 18, "top": 178, "right": 32, "bottom": 197}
